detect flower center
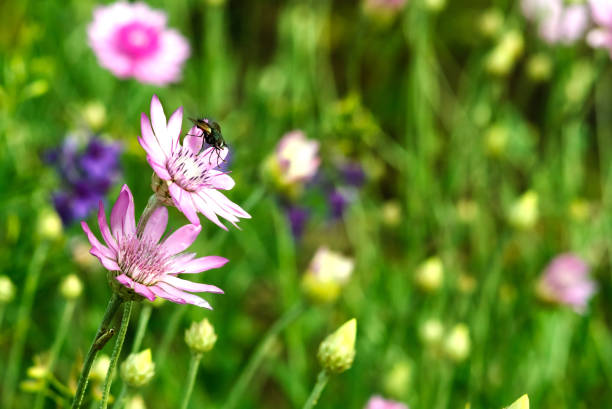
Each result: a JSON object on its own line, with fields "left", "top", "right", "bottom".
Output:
{"left": 166, "top": 146, "right": 212, "bottom": 192}
{"left": 115, "top": 22, "right": 160, "bottom": 59}
{"left": 117, "top": 235, "right": 170, "bottom": 285}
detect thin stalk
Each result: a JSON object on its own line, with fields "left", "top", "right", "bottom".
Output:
{"left": 302, "top": 370, "right": 329, "bottom": 409}
{"left": 98, "top": 301, "right": 133, "bottom": 409}
{"left": 157, "top": 306, "right": 185, "bottom": 368}
{"left": 2, "top": 241, "right": 49, "bottom": 409}
{"left": 180, "top": 353, "right": 203, "bottom": 409}
{"left": 34, "top": 299, "right": 77, "bottom": 409}
{"left": 71, "top": 293, "right": 123, "bottom": 409}
{"left": 114, "top": 303, "right": 153, "bottom": 409}
{"left": 0, "top": 303, "right": 5, "bottom": 331}
{"left": 223, "top": 301, "right": 305, "bottom": 409}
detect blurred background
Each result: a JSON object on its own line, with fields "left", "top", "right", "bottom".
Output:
{"left": 0, "top": 0, "right": 611, "bottom": 408}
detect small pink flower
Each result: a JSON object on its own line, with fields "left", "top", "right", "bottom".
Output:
{"left": 140, "top": 95, "right": 251, "bottom": 229}
{"left": 521, "top": 0, "right": 588, "bottom": 44}
{"left": 364, "top": 0, "right": 407, "bottom": 12}
{"left": 365, "top": 396, "right": 409, "bottom": 409}
{"left": 537, "top": 253, "right": 596, "bottom": 313}
{"left": 81, "top": 184, "right": 227, "bottom": 309}
{"left": 87, "top": 2, "right": 190, "bottom": 86}
{"left": 587, "top": 0, "right": 612, "bottom": 52}
{"left": 275, "top": 130, "right": 320, "bottom": 184}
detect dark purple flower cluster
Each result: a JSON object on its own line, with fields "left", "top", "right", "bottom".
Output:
{"left": 45, "top": 136, "right": 121, "bottom": 225}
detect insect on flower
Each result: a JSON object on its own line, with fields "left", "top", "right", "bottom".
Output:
{"left": 189, "top": 117, "right": 226, "bottom": 164}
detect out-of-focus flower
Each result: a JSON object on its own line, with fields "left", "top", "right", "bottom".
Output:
{"left": 328, "top": 189, "right": 352, "bottom": 219}
{"left": 457, "top": 273, "right": 477, "bottom": 294}
{"left": 341, "top": 162, "right": 366, "bottom": 187}
{"left": 60, "top": 274, "right": 83, "bottom": 300}
{"left": 318, "top": 318, "right": 357, "bottom": 373}
{"left": 456, "top": 199, "right": 478, "bottom": 224}
{"left": 71, "top": 238, "right": 101, "bottom": 271}
{"left": 0, "top": 275, "right": 16, "bottom": 304}
{"left": 91, "top": 355, "right": 111, "bottom": 382}
{"left": 81, "top": 184, "right": 226, "bottom": 308}
{"left": 443, "top": 324, "right": 470, "bottom": 362}
{"left": 415, "top": 257, "right": 444, "bottom": 292}
{"left": 37, "top": 208, "right": 63, "bottom": 240}
{"left": 569, "top": 198, "right": 591, "bottom": 222}
{"left": 526, "top": 53, "right": 553, "bottom": 82}
{"left": 301, "top": 247, "right": 354, "bottom": 304}
{"left": 419, "top": 318, "right": 444, "bottom": 347}
{"left": 46, "top": 136, "right": 121, "bottom": 226}
{"left": 537, "top": 253, "right": 596, "bottom": 313}
{"left": 479, "top": 9, "right": 504, "bottom": 38}
{"left": 185, "top": 318, "right": 217, "bottom": 353}
{"left": 382, "top": 360, "right": 412, "bottom": 399}
{"left": 82, "top": 101, "right": 107, "bottom": 130}
{"left": 120, "top": 349, "right": 155, "bottom": 387}
{"left": 505, "top": 394, "right": 529, "bottom": 409}
{"left": 521, "top": 0, "right": 588, "bottom": 44}
{"left": 508, "top": 190, "right": 538, "bottom": 230}
{"left": 87, "top": 2, "right": 190, "bottom": 86}
{"left": 286, "top": 205, "right": 309, "bottom": 239}
{"left": 125, "top": 395, "right": 147, "bottom": 409}
{"left": 141, "top": 95, "right": 250, "bottom": 229}
{"left": 382, "top": 200, "right": 402, "bottom": 226}
{"left": 363, "top": 0, "right": 407, "bottom": 15}
{"left": 587, "top": 0, "right": 612, "bottom": 53}
{"left": 364, "top": 396, "right": 409, "bottom": 409}
{"left": 485, "top": 123, "right": 509, "bottom": 157}
{"left": 485, "top": 30, "right": 524, "bottom": 76}
{"left": 425, "top": 0, "right": 446, "bottom": 13}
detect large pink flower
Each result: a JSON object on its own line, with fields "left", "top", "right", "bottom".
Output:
{"left": 81, "top": 184, "right": 227, "bottom": 309}
{"left": 87, "top": 2, "right": 190, "bottom": 86}
{"left": 140, "top": 95, "right": 251, "bottom": 229}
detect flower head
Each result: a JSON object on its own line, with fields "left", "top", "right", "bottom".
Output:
{"left": 268, "top": 130, "right": 320, "bottom": 188}
{"left": 81, "top": 184, "right": 227, "bottom": 308}
{"left": 87, "top": 2, "right": 190, "bottom": 86}
{"left": 521, "top": 0, "right": 588, "bottom": 44}
{"left": 301, "top": 247, "right": 354, "bottom": 304}
{"left": 537, "top": 253, "right": 596, "bottom": 313}
{"left": 506, "top": 395, "right": 529, "bottom": 409}
{"left": 185, "top": 318, "right": 217, "bottom": 353}
{"left": 587, "top": 0, "right": 612, "bottom": 54}
{"left": 140, "top": 95, "right": 250, "bottom": 229}
{"left": 364, "top": 396, "right": 409, "bottom": 409}
{"left": 0, "top": 275, "right": 16, "bottom": 304}
{"left": 443, "top": 323, "right": 470, "bottom": 363}
{"left": 317, "top": 318, "right": 357, "bottom": 373}
{"left": 120, "top": 349, "right": 155, "bottom": 387}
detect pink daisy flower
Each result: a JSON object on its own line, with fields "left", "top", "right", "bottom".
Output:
{"left": 81, "top": 184, "right": 227, "bottom": 309}
{"left": 140, "top": 95, "right": 251, "bottom": 229}
{"left": 521, "top": 0, "right": 588, "bottom": 44}
{"left": 587, "top": 0, "right": 612, "bottom": 53}
{"left": 364, "top": 396, "right": 409, "bottom": 409}
{"left": 87, "top": 2, "right": 190, "bottom": 86}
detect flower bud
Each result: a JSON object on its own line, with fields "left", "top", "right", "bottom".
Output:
{"left": 0, "top": 275, "right": 16, "bottom": 304}
{"left": 82, "top": 101, "right": 107, "bottom": 131}
{"left": 415, "top": 257, "right": 444, "bottom": 292}
{"left": 317, "top": 318, "right": 357, "bottom": 374}
{"left": 506, "top": 394, "right": 529, "bottom": 409}
{"left": 479, "top": 9, "right": 504, "bottom": 38}
{"left": 486, "top": 30, "right": 524, "bottom": 76}
{"left": 90, "top": 355, "right": 110, "bottom": 382}
{"left": 569, "top": 198, "right": 591, "bottom": 222}
{"left": 382, "top": 360, "right": 412, "bottom": 399}
{"left": 185, "top": 318, "right": 217, "bottom": 353}
{"left": 419, "top": 318, "right": 444, "bottom": 347}
{"left": 125, "top": 394, "right": 147, "bottom": 409}
{"left": 120, "top": 349, "right": 155, "bottom": 388}
{"left": 526, "top": 54, "right": 552, "bottom": 82}
{"left": 456, "top": 199, "right": 478, "bottom": 224}
{"left": 508, "top": 190, "right": 538, "bottom": 230}
{"left": 485, "top": 123, "right": 509, "bottom": 157}
{"left": 443, "top": 324, "right": 470, "bottom": 362}
{"left": 382, "top": 200, "right": 402, "bottom": 227}
{"left": 425, "top": 0, "right": 446, "bottom": 13}
{"left": 60, "top": 274, "right": 83, "bottom": 300}
{"left": 27, "top": 364, "right": 48, "bottom": 380}
{"left": 301, "top": 247, "right": 354, "bottom": 304}
{"left": 20, "top": 379, "right": 44, "bottom": 392}
{"left": 37, "top": 209, "right": 62, "bottom": 240}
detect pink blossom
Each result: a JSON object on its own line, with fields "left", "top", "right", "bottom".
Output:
{"left": 537, "top": 253, "right": 596, "bottom": 313}
{"left": 81, "top": 185, "right": 227, "bottom": 309}
{"left": 87, "top": 2, "right": 190, "bottom": 86}
{"left": 365, "top": 396, "right": 409, "bottom": 409}
{"left": 140, "top": 95, "right": 250, "bottom": 229}
{"left": 521, "top": 0, "right": 588, "bottom": 44}
{"left": 275, "top": 130, "right": 320, "bottom": 184}
{"left": 587, "top": 0, "right": 612, "bottom": 52}
{"left": 364, "top": 0, "right": 407, "bottom": 12}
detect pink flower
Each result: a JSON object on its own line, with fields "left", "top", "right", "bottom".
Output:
{"left": 140, "top": 95, "right": 251, "bottom": 229}
{"left": 521, "top": 0, "right": 588, "bottom": 44}
{"left": 81, "top": 184, "right": 227, "bottom": 309}
{"left": 364, "top": 0, "right": 407, "bottom": 12}
{"left": 87, "top": 2, "right": 190, "bottom": 86}
{"left": 365, "top": 396, "right": 409, "bottom": 409}
{"left": 587, "top": 0, "right": 612, "bottom": 52}
{"left": 537, "top": 253, "right": 596, "bottom": 313}
{"left": 275, "top": 130, "right": 320, "bottom": 184}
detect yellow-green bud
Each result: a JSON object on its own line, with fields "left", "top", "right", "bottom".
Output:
{"left": 443, "top": 324, "right": 471, "bottom": 362}
{"left": 486, "top": 30, "right": 524, "bottom": 76}
{"left": 120, "top": 349, "right": 155, "bottom": 388}
{"left": 526, "top": 54, "right": 552, "bottom": 82}
{"left": 419, "top": 318, "right": 444, "bottom": 347}
{"left": 82, "top": 101, "right": 107, "bottom": 131}
{"left": 91, "top": 355, "right": 110, "bottom": 382}
{"left": 569, "top": 198, "right": 591, "bottom": 222}
{"left": 20, "top": 379, "right": 44, "bottom": 392}
{"left": 125, "top": 394, "right": 147, "bottom": 409}
{"left": 60, "top": 274, "right": 83, "bottom": 300}
{"left": 301, "top": 247, "right": 354, "bottom": 304}
{"left": 505, "top": 394, "right": 529, "bottom": 409}
{"left": 485, "top": 123, "right": 509, "bottom": 157}
{"left": 317, "top": 318, "right": 357, "bottom": 374}
{"left": 425, "top": 0, "right": 446, "bottom": 13}
{"left": 26, "top": 364, "right": 48, "bottom": 380}
{"left": 382, "top": 200, "right": 402, "bottom": 227}
{"left": 382, "top": 359, "right": 412, "bottom": 399}
{"left": 508, "top": 190, "right": 538, "bottom": 230}
{"left": 0, "top": 275, "right": 16, "bottom": 304}
{"left": 415, "top": 257, "right": 444, "bottom": 292}
{"left": 37, "top": 209, "right": 62, "bottom": 241}
{"left": 185, "top": 318, "right": 217, "bottom": 353}
{"left": 479, "top": 9, "right": 504, "bottom": 38}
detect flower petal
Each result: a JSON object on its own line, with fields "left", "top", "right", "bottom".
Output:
{"left": 150, "top": 95, "right": 171, "bottom": 154}
{"left": 168, "top": 183, "right": 200, "bottom": 225}
{"left": 162, "top": 275, "right": 224, "bottom": 294}
{"left": 81, "top": 221, "right": 115, "bottom": 260}
{"left": 149, "top": 284, "right": 186, "bottom": 304}
{"left": 192, "top": 192, "right": 228, "bottom": 230}
{"left": 181, "top": 256, "right": 229, "bottom": 274}
{"left": 162, "top": 223, "right": 201, "bottom": 255}
{"left": 134, "top": 283, "right": 156, "bottom": 301}
{"left": 142, "top": 206, "right": 168, "bottom": 243}
{"left": 90, "top": 247, "right": 120, "bottom": 271}
{"left": 206, "top": 189, "right": 251, "bottom": 219}
{"left": 208, "top": 170, "right": 236, "bottom": 190}
{"left": 146, "top": 155, "right": 172, "bottom": 180}
{"left": 167, "top": 106, "right": 183, "bottom": 153}
{"left": 140, "top": 113, "right": 166, "bottom": 163}
{"left": 184, "top": 126, "right": 203, "bottom": 153}
{"left": 97, "top": 202, "right": 117, "bottom": 253}
{"left": 156, "top": 282, "right": 212, "bottom": 309}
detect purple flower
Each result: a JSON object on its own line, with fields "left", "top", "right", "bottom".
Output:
{"left": 81, "top": 185, "right": 226, "bottom": 308}
{"left": 341, "top": 162, "right": 366, "bottom": 187}
{"left": 80, "top": 139, "right": 121, "bottom": 181}
{"left": 328, "top": 189, "right": 349, "bottom": 219}
{"left": 87, "top": 2, "right": 190, "bottom": 86}
{"left": 537, "top": 253, "right": 597, "bottom": 313}
{"left": 286, "top": 206, "right": 309, "bottom": 238}
{"left": 364, "top": 396, "right": 409, "bottom": 409}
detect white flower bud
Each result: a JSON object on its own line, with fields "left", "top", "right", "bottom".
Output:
{"left": 60, "top": 274, "right": 83, "bottom": 300}
{"left": 91, "top": 355, "right": 110, "bottom": 382}
{"left": 419, "top": 319, "right": 444, "bottom": 347}
{"left": 125, "top": 394, "right": 147, "bottom": 409}
{"left": 0, "top": 275, "right": 16, "bottom": 304}
{"left": 443, "top": 324, "right": 471, "bottom": 362}
{"left": 301, "top": 247, "right": 354, "bottom": 304}
{"left": 508, "top": 190, "right": 538, "bottom": 230}
{"left": 120, "top": 349, "right": 155, "bottom": 388}
{"left": 38, "top": 209, "right": 62, "bottom": 241}
{"left": 317, "top": 318, "right": 357, "bottom": 374}
{"left": 506, "top": 394, "right": 529, "bottom": 409}
{"left": 415, "top": 257, "right": 444, "bottom": 292}
{"left": 185, "top": 318, "right": 217, "bottom": 353}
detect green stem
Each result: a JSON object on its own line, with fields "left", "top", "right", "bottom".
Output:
{"left": 302, "top": 370, "right": 329, "bottom": 409}
{"left": 71, "top": 293, "right": 123, "bottom": 409}
{"left": 223, "top": 301, "right": 305, "bottom": 409}
{"left": 0, "top": 303, "right": 5, "bottom": 331}
{"left": 157, "top": 307, "right": 186, "bottom": 368}
{"left": 2, "top": 241, "right": 49, "bottom": 409}
{"left": 98, "top": 301, "right": 133, "bottom": 409}
{"left": 34, "top": 299, "right": 77, "bottom": 409}
{"left": 180, "top": 353, "right": 203, "bottom": 409}
{"left": 114, "top": 303, "right": 153, "bottom": 409}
